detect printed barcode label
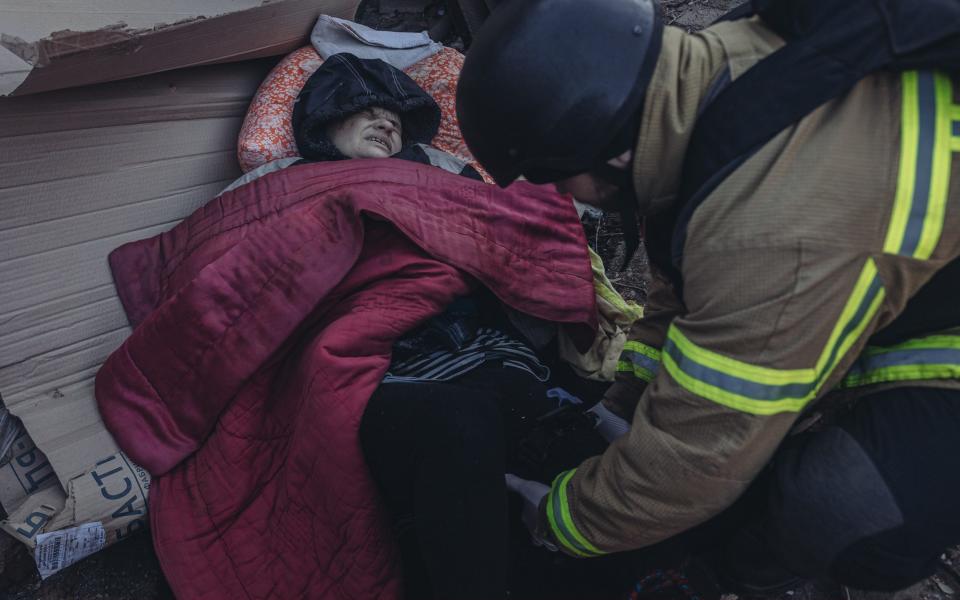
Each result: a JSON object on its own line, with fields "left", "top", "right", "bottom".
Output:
{"left": 34, "top": 522, "right": 106, "bottom": 579}
{"left": 47, "top": 536, "right": 63, "bottom": 571}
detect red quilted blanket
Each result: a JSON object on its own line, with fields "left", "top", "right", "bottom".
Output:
{"left": 95, "top": 159, "right": 596, "bottom": 600}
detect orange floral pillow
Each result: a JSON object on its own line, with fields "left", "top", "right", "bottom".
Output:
{"left": 237, "top": 46, "right": 322, "bottom": 173}
{"left": 237, "top": 45, "right": 489, "bottom": 182}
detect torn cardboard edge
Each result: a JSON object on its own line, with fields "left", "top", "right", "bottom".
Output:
{"left": 0, "top": 0, "right": 360, "bottom": 578}
{"left": 0, "top": 430, "right": 149, "bottom": 556}
{"left": 4, "top": 22, "right": 184, "bottom": 68}
{"left": 0, "top": 57, "right": 245, "bottom": 571}
{"left": 1, "top": 0, "right": 360, "bottom": 97}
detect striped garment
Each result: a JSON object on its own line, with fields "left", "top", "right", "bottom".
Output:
{"left": 383, "top": 327, "right": 550, "bottom": 384}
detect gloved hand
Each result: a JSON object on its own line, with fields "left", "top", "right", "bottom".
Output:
{"left": 586, "top": 401, "right": 630, "bottom": 442}
{"left": 505, "top": 473, "right": 557, "bottom": 551}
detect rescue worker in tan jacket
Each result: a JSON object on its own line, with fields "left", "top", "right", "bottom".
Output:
{"left": 457, "top": 0, "right": 960, "bottom": 593}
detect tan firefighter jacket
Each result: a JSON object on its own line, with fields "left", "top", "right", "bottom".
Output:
{"left": 537, "top": 17, "right": 960, "bottom": 556}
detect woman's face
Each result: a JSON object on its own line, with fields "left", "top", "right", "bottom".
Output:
{"left": 327, "top": 107, "right": 403, "bottom": 159}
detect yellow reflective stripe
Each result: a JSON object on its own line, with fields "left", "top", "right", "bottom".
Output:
{"left": 914, "top": 73, "right": 954, "bottom": 259}
{"left": 951, "top": 105, "right": 960, "bottom": 151}
{"left": 858, "top": 333, "right": 960, "bottom": 357}
{"left": 952, "top": 104, "right": 960, "bottom": 150}
{"left": 886, "top": 71, "right": 955, "bottom": 258}
{"left": 663, "top": 260, "right": 885, "bottom": 415}
{"left": 818, "top": 261, "right": 885, "bottom": 377}
{"left": 623, "top": 341, "right": 661, "bottom": 360}
{"left": 885, "top": 71, "right": 954, "bottom": 258}
{"left": 671, "top": 254, "right": 884, "bottom": 388}
{"left": 556, "top": 470, "right": 603, "bottom": 556}
{"left": 662, "top": 71, "right": 953, "bottom": 415}
{"left": 616, "top": 360, "right": 656, "bottom": 382}
{"left": 544, "top": 472, "right": 589, "bottom": 557}
{"left": 827, "top": 285, "right": 887, "bottom": 384}
{"left": 840, "top": 332, "right": 960, "bottom": 388}
{"left": 545, "top": 470, "right": 604, "bottom": 557}
{"left": 843, "top": 364, "right": 960, "bottom": 388}
{"left": 620, "top": 341, "right": 661, "bottom": 382}
{"left": 669, "top": 326, "right": 811, "bottom": 385}
{"left": 885, "top": 70, "right": 921, "bottom": 254}
{"left": 544, "top": 475, "right": 585, "bottom": 557}
{"left": 660, "top": 351, "right": 807, "bottom": 415}
{"left": 664, "top": 266, "right": 883, "bottom": 385}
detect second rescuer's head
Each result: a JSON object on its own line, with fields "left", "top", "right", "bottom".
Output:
{"left": 456, "top": 0, "right": 663, "bottom": 212}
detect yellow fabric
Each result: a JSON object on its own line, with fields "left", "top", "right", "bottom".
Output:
{"left": 558, "top": 248, "right": 643, "bottom": 381}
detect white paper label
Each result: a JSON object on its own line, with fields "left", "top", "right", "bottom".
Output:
{"left": 34, "top": 522, "right": 106, "bottom": 579}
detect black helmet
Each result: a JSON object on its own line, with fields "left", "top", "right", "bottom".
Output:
{"left": 456, "top": 0, "right": 662, "bottom": 187}
{"left": 293, "top": 53, "right": 441, "bottom": 161}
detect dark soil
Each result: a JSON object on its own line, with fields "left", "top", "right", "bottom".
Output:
{"left": 1, "top": 532, "right": 172, "bottom": 600}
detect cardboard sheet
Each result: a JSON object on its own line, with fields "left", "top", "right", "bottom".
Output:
{"left": 0, "top": 0, "right": 361, "bottom": 576}
{"left": 0, "top": 55, "right": 300, "bottom": 575}
{"left": 0, "top": 57, "right": 280, "bottom": 548}
{"left": 0, "top": 0, "right": 359, "bottom": 97}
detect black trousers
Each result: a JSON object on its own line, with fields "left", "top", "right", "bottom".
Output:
{"left": 363, "top": 370, "right": 960, "bottom": 596}
{"left": 759, "top": 385, "right": 960, "bottom": 590}
{"left": 359, "top": 365, "right": 632, "bottom": 600}
{"left": 695, "top": 385, "right": 960, "bottom": 593}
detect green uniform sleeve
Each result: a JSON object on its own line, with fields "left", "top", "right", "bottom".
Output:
{"left": 541, "top": 243, "right": 891, "bottom": 555}
{"left": 605, "top": 267, "right": 684, "bottom": 419}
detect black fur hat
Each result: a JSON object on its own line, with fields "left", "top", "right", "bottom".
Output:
{"left": 292, "top": 53, "right": 441, "bottom": 161}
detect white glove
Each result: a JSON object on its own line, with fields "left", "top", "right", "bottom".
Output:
{"left": 505, "top": 473, "right": 558, "bottom": 551}
{"left": 586, "top": 402, "right": 630, "bottom": 442}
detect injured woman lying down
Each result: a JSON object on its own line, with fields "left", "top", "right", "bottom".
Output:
{"left": 293, "top": 53, "right": 482, "bottom": 180}
{"left": 294, "top": 53, "right": 634, "bottom": 600}
{"left": 223, "top": 52, "right": 481, "bottom": 194}
{"left": 97, "top": 47, "right": 636, "bottom": 600}
{"left": 280, "top": 51, "right": 637, "bottom": 599}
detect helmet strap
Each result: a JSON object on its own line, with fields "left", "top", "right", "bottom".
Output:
{"left": 593, "top": 163, "right": 640, "bottom": 271}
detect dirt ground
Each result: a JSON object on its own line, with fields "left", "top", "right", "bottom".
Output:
{"left": 4, "top": 0, "right": 958, "bottom": 599}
